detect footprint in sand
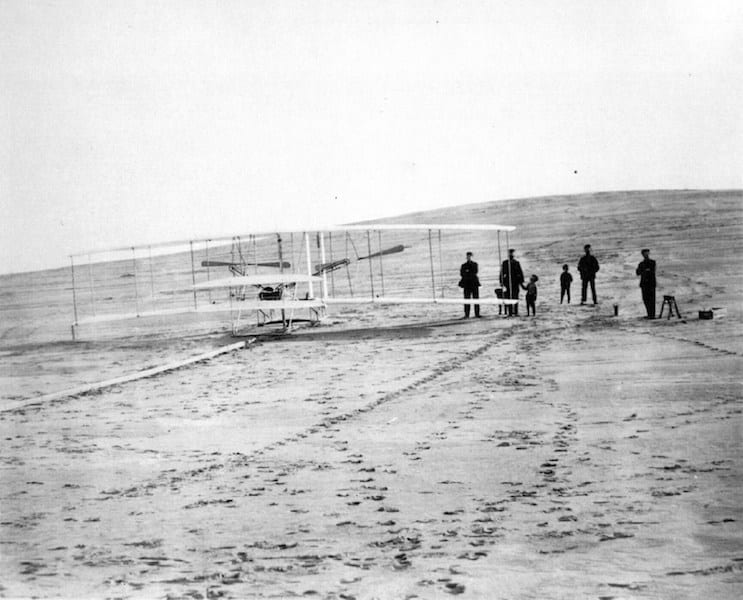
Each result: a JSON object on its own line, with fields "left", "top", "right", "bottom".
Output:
{"left": 458, "top": 550, "right": 488, "bottom": 560}
{"left": 444, "top": 581, "right": 466, "bottom": 594}
{"left": 392, "top": 552, "right": 411, "bottom": 570}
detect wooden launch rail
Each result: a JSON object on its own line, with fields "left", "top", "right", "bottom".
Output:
{"left": 0, "top": 340, "right": 254, "bottom": 413}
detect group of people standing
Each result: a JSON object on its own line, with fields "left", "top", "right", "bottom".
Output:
{"left": 460, "top": 248, "right": 536, "bottom": 318}
{"left": 459, "top": 246, "right": 657, "bottom": 319}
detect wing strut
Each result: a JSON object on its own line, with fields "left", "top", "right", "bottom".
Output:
{"left": 377, "top": 231, "right": 385, "bottom": 297}
{"left": 427, "top": 229, "right": 436, "bottom": 301}
{"left": 366, "top": 230, "right": 375, "bottom": 299}
{"left": 278, "top": 234, "right": 286, "bottom": 324}
{"left": 328, "top": 232, "right": 335, "bottom": 295}
{"left": 204, "top": 240, "right": 212, "bottom": 303}
{"left": 497, "top": 230, "right": 502, "bottom": 294}
{"left": 506, "top": 231, "right": 512, "bottom": 306}
{"left": 304, "top": 232, "right": 314, "bottom": 299}
{"left": 347, "top": 235, "right": 354, "bottom": 296}
{"left": 70, "top": 256, "right": 79, "bottom": 340}
{"left": 319, "top": 232, "right": 328, "bottom": 301}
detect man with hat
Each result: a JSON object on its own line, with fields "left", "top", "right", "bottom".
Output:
{"left": 577, "top": 244, "right": 600, "bottom": 305}
{"left": 500, "top": 248, "right": 524, "bottom": 316}
{"left": 635, "top": 248, "right": 657, "bottom": 319}
{"left": 459, "top": 251, "right": 481, "bottom": 318}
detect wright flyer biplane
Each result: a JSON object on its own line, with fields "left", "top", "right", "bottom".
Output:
{"left": 68, "top": 223, "right": 519, "bottom": 339}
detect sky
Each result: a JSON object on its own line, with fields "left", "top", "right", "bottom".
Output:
{"left": 1, "top": 0, "right": 742, "bottom": 274}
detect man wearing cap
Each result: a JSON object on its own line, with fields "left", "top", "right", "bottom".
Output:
{"left": 459, "top": 251, "right": 481, "bottom": 318}
{"left": 577, "top": 244, "right": 600, "bottom": 305}
{"left": 636, "top": 248, "right": 656, "bottom": 319}
{"left": 500, "top": 248, "right": 524, "bottom": 316}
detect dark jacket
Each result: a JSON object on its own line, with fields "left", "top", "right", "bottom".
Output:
{"left": 524, "top": 281, "right": 538, "bottom": 299}
{"left": 500, "top": 258, "right": 524, "bottom": 288}
{"left": 636, "top": 258, "right": 656, "bottom": 288}
{"left": 459, "top": 260, "right": 480, "bottom": 289}
{"left": 560, "top": 272, "right": 573, "bottom": 288}
{"left": 577, "top": 254, "right": 599, "bottom": 280}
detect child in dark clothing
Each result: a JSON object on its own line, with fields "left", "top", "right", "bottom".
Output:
{"left": 522, "top": 275, "right": 539, "bottom": 316}
{"left": 560, "top": 264, "right": 572, "bottom": 304}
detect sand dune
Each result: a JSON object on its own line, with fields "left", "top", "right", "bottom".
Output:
{"left": 0, "top": 190, "right": 741, "bottom": 598}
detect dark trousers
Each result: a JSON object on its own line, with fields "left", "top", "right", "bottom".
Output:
{"left": 505, "top": 285, "right": 520, "bottom": 316}
{"left": 641, "top": 286, "right": 656, "bottom": 318}
{"left": 526, "top": 295, "right": 536, "bottom": 316}
{"left": 464, "top": 287, "right": 480, "bottom": 317}
{"left": 581, "top": 278, "right": 597, "bottom": 304}
{"left": 560, "top": 286, "right": 571, "bottom": 304}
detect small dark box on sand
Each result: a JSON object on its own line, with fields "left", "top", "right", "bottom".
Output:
{"left": 699, "top": 307, "right": 727, "bottom": 320}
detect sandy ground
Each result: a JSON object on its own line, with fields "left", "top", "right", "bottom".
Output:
{"left": 0, "top": 190, "right": 741, "bottom": 598}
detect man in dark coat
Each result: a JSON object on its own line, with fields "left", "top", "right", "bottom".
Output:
{"left": 500, "top": 248, "right": 524, "bottom": 316}
{"left": 636, "top": 248, "right": 656, "bottom": 319}
{"left": 459, "top": 252, "right": 481, "bottom": 318}
{"left": 577, "top": 244, "right": 600, "bottom": 305}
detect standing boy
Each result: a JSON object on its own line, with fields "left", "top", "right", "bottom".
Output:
{"left": 522, "top": 275, "right": 539, "bottom": 316}
{"left": 560, "top": 264, "right": 572, "bottom": 304}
